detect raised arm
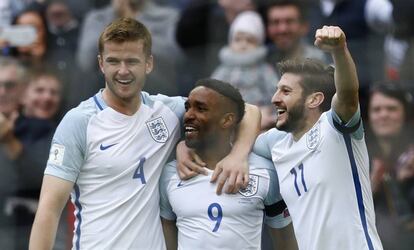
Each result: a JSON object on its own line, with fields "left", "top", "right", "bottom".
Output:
{"left": 29, "top": 175, "right": 73, "bottom": 250}
{"left": 314, "top": 26, "right": 359, "bottom": 122}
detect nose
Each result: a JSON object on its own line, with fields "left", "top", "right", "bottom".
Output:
{"left": 271, "top": 89, "right": 281, "bottom": 105}
{"left": 118, "top": 61, "right": 129, "bottom": 75}
{"left": 184, "top": 107, "right": 195, "bottom": 122}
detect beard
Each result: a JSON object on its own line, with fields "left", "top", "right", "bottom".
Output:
{"left": 276, "top": 100, "right": 305, "bottom": 133}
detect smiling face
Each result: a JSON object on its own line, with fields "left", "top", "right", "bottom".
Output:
{"left": 369, "top": 92, "right": 405, "bottom": 138}
{"left": 266, "top": 5, "right": 306, "bottom": 52}
{"left": 22, "top": 75, "right": 61, "bottom": 119}
{"left": 98, "top": 40, "right": 153, "bottom": 104}
{"left": 184, "top": 87, "right": 228, "bottom": 150}
{"left": 272, "top": 72, "right": 306, "bottom": 132}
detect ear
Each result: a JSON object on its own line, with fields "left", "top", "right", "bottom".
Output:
{"left": 97, "top": 55, "right": 105, "bottom": 74}
{"left": 145, "top": 55, "right": 153, "bottom": 74}
{"left": 306, "top": 92, "right": 324, "bottom": 109}
{"left": 221, "top": 113, "right": 236, "bottom": 129}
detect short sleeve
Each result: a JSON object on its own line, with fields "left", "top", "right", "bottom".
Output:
{"left": 44, "top": 107, "right": 91, "bottom": 183}
{"left": 328, "top": 107, "right": 364, "bottom": 140}
{"left": 159, "top": 161, "right": 178, "bottom": 221}
{"left": 141, "top": 92, "right": 186, "bottom": 120}
{"left": 253, "top": 129, "right": 286, "bottom": 160}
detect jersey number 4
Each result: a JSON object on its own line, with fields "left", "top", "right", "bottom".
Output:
{"left": 208, "top": 203, "right": 223, "bottom": 232}
{"left": 290, "top": 163, "right": 308, "bottom": 196}
{"left": 133, "top": 157, "right": 146, "bottom": 184}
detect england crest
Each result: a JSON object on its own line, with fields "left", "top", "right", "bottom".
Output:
{"left": 306, "top": 121, "right": 321, "bottom": 150}
{"left": 146, "top": 117, "right": 169, "bottom": 143}
{"left": 239, "top": 175, "right": 259, "bottom": 197}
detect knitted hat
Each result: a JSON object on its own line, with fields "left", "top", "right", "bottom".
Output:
{"left": 229, "top": 11, "right": 265, "bottom": 44}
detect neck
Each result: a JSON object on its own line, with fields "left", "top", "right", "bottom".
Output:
{"left": 102, "top": 89, "right": 141, "bottom": 115}
{"left": 292, "top": 111, "right": 321, "bottom": 141}
{"left": 196, "top": 140, "right": 232, "bottom": 170}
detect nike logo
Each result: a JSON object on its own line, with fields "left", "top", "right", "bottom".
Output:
{"left": 100, "top": 143, "right": 118, "bottom": 151}
{"left": 177, "top": 181, "right": 184, "bottom": 187}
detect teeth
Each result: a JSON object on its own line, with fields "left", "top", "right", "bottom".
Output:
{"left": 185, "top": 126, "right": 196, "bottom": 132}
{"left": 117, "top": 79, "right": 132, "bottom": 84}
{"left": 277, "top": 109, "right": 286, "bottom": 115}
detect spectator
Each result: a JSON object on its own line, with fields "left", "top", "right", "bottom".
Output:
{"left": 9, "top": 69, "right": 63, "bottom": 250}
{"left": 76, "top": 0, "right": 182, "bottom": 97}
{"left": 12, "top": 5, "right": 48, "bottom": 66}
{"left": 367, "top": 82, "right": 414, "bottom": 250}
{"left": 0, "top": 56, "right": 26, "bottom": 249}
{"left": 44, "top": 0, "right": 80, "bottom": 113}
{"left": 212, "top": 11, "right": 278, "bottom": 130}
{"left": 263, "top": 0, "right": 327, "bottom": 70}
{"left": 175, "top": 0, "right": 256, "bottom": 95}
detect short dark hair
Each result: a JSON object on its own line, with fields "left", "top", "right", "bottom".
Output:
{"left": 98, "top": 17, "right": 152, "bottom": 57}
{"left": 278, "top": 58, "right": 335, "bottom": 112}
{"left": 195, "top": 78, "right": 245, "bottom": 124}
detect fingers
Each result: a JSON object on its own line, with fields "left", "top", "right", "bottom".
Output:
{"left": 210, "top": 166, "right": 223, "bottom": 184}
{"left": 184, "top": 160, "right": 208, "bottom": 176}
{"left": 223, "top": 172, "right": 236, "bottom": 194}
{"left": 314, "top": 26, "right": 345, "bottom": 48}
{"left": 177, "top": 166, "right": 198, "bottom": 180}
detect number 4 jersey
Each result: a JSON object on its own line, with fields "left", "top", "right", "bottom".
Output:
{"left": 159, "top": 153, "right": 292, "bottom": 250}
{"left": 44, "top": 91, "right": 185, "bottom": 250}
{"left": 254, "top": 109, "right": 383, "bottom": 250}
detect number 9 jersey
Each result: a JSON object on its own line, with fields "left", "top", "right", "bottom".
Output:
{"left": 159, "top": 153, "right": 291, "bottom": 250}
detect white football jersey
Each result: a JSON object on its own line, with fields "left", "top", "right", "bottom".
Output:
{"left": 159, "top": 153, "right": 291, "bottom": 250}
{"left": 254, "top": 109, "right": 383, "bottom": 250}
{"left": 45, "top": 91, "right": 185, "bottom": 250}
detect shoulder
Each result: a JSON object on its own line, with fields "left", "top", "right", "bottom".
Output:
{"left": 258, "top": 128, "right": 288, "bottom": 146}
{"left": 141, "top": 92, "right": 186, "bottom": 118}
{"left": 248, "top": 153, "right": 275, "bottom": 171}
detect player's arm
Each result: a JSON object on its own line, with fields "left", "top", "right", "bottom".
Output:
{"left": 211, "top": 103, "right": 261, "bottom": 194}
{"left": 268, "top": 224, "right": 298, "bottom": 250}
{"left": 314, "top": 26, "right": 359, "bottom": 122}
{"left": 161, "top": 218, "right": 178, "bottom": 250}
{"left": 29, "top": 175, "right": 73, "bottom": 250}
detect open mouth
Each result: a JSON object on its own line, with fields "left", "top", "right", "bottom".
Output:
{"left": 184, "top": 125, "right": 198, "bottom": 137}
{"left": 277, "top": 108, "right": 286, "bottom": 116}
{"left": 116, "top": 79, "right": 133, "bottom": 85}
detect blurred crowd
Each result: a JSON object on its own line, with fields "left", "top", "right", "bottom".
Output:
{"left": 0, "top": 0, "right": 413, "bottom": 249}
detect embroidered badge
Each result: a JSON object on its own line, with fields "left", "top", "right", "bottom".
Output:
{"left": 306, "top": 121, "right": 321, "bottom": 150}
{"left": 48, "top": 144, "right": 65, "bottom": 166}
{"left": 239, "top": 175, "right": 259, "bottom": 197}
{"left": 146, "top": 117, "right": 169, "bottom": 143}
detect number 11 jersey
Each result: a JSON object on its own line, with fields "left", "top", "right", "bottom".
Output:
{"left": 254, "top": 109, "right": 383, "bottom": 250}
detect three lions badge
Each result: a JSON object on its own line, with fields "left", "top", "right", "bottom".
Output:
{"left": 146, "top": 117, "right": 169, "bottom": 143}
{"left": 239, "top": 175, "right": 259, "bottom": 197}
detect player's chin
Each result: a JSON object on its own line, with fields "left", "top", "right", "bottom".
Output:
{"left": 184, "top": 138, "right": 198, "bottom": 149}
